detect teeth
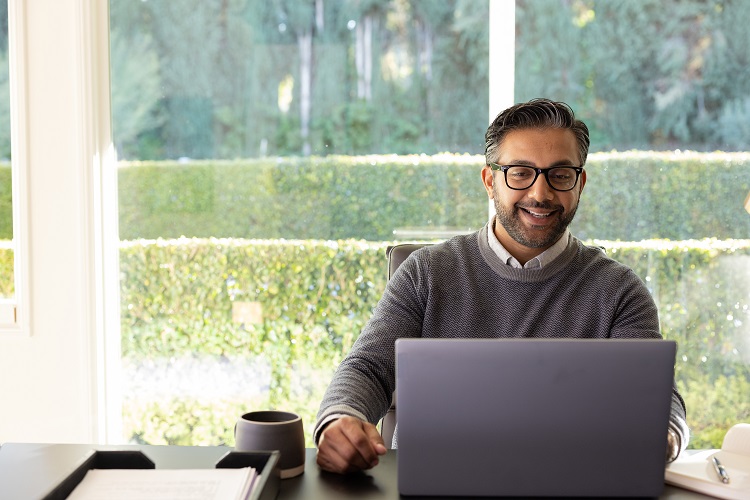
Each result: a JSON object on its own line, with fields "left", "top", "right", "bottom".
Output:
{"left": 526, "top": 209, "right": 551, "bottom": 218}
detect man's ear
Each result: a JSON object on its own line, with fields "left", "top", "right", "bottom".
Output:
{"left": 481, "top": 166, "right": 495, "bottom": 199}
{"left": 578, "top": 168, "right": 587, "bottom": 195}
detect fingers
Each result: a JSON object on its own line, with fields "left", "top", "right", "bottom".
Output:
{"left": 364, "top": 420, "right": 388, "bottom": 455}
{"left": 316, "top": 416, "right": 386, "bottom": 474}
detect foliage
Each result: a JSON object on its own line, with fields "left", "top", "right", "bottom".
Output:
{"left": 118, "top": 237, "right": 386, "bottom": 447}
{"left": 105, "top": 0, "right": 750, "bottom": 159}
{"left": 515, "top": 0, "right": 750, "bottom": 152}
{"left": 0, "top": 243, "right": 13, "bottom": 297}
{"left": 109, "top": 153, "right": 750, "bottom": 243}
{"left": 0, "top": 50, "right": 9, "bottom": 159}
{"left": 0, "top": 164, "right": 11, "bottom": 238}
{"left": 114, "top": 155, "right": 485, "bottom": 241}
{"left": 3, "top": 153, "right": 743, "bottom": 242}
{"left": 570, "top": 151, "right": 750, "bottom": 241}
{"left": 109, "top": 30, "right": 164, "bottom": 157}
{"left": 109, "top": 237, "right": 750, "bottom": 449}
{"left": 119, "top": 238, "right": 386, "bottom": 360}
{"left": 679, "top": 371, "right": 750, "bottom": 449}
{"left": 107, "top": 0, "right": 489, "bottom": 159}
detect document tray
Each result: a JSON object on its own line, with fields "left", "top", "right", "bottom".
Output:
{"left": 42, "top": 449, "right": 280, "bottom": 500}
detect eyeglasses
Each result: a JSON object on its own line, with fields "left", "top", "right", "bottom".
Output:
{"left": 489, "top": 163, "right": 583, "bottom": 192}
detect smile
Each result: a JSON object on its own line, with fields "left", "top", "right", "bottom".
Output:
{"left": 519, "top": 207, "right": 556, "bottom": 219}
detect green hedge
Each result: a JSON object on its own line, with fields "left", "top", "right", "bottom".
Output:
{"left": 119, "top": 238, "right": 387, "bottom": 361}
{"left": 0, "top": 165, "right": 11, "bottom": 240}
{"left": 573, "top": 152, "right": 750, "bottom": 241}
{"left": 113, "top": 237, "right": 750, "bottom": 448}
{"left": 113, "top": 153, "right": 750, "bottom": 242}
{"left": 2, "top": 154, "right": 749, "bottom": 241}
{"left": 0, "top": 244, "right": 13, "bottom": 297}
{"left": 116, "top": 155, "right": 484, "bottom": 241}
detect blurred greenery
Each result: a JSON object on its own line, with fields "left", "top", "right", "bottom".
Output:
{"left": 114, "top": 237, "right": 750, "bottom": 449}
{"left": 103, "top": 0, "right": 750, "bottom": 161}
{"left": 108, "top": 0, "right": 489, "bottom": 160}
{"left": 0, "top": 243, "right": 12, "bottom": 298}
{"left": 110, "top": 153, "right": 750, "bottom": 242}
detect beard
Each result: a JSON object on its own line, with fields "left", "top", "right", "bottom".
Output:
{"left": 492, "top": 185, "right": 579, "bottom": 249}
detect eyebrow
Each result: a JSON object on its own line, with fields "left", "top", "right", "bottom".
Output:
{"left": 504, "top": 159, "right": 579, "bottom": 167}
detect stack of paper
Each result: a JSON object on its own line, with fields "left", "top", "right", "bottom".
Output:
{"left": 665, "top": 423, "right": 750, "bottom": 500}
{"left": 67, "top": 467, "right": 259, "bottom": 500}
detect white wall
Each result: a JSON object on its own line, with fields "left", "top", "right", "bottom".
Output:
{"left": 0, "top": 0, "right": 113, "bottom": 444}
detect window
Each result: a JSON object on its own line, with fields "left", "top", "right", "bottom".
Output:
{"left": 109, "top": 0, "right": 749, "bottom": 450}
{"left": 110, "top": 0, "right": 491, "bottom": 446}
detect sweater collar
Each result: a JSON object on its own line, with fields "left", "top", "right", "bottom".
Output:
{"left": 486, "top": 218, "right": 571, "bottom": 269}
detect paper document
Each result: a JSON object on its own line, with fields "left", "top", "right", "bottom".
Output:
{"left": 665, "top": 423, "right": 750, "bottom": 500}
{"left": 66, "top": 467, "right": 258, "bottom": 500}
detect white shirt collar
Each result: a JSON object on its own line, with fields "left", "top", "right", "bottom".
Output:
{"left": 487, "top": 218, "right": 570, "bottom": 269}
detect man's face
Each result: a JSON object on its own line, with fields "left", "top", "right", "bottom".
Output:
{"left": 481, "top": 127, "right": 586, "bottom": 262}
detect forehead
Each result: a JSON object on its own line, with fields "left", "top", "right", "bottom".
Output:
{"left": 497, "top": 128, "right": 579, "bottom": 165}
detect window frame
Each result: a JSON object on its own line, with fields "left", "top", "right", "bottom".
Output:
{"left": 0, "top": 0, "right": 31, "bottom": 334}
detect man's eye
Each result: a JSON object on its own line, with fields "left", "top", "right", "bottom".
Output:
{"left": 510, "top": 170, "right": 533, "bottom": 178}
{"left": 550, "top": 173, "right": 571, "bottom": 181}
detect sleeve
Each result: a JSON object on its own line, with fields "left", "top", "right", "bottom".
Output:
{"left": 313, "top": 249, "right": 429, "bottom": 445}
{"left": 668, "top": 390, "right": 690, "bottom": 461}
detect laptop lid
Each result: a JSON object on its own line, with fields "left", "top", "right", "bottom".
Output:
{"left": 396, "top": 338, "right": 676, "bottom": 497}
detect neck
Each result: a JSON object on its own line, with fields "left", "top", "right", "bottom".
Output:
{"left": 492, "top": 220, "right": 555, "bottom": 266}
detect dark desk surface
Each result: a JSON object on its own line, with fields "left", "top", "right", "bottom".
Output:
{"left": 0, "top": 443, "right": 711, "bottom": 499}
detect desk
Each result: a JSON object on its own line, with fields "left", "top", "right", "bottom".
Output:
{"left": 0, "top": 444, "right": 711, "bottom": 499}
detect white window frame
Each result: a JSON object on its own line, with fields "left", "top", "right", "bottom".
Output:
{"left": 0, "top": 0, "right": 121, "bottom": 445}
{"left": 0, "top": 0, "right": 31, "bottom": 334}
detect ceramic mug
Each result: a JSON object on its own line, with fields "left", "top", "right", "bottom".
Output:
{"left": 235, "top": 410, "right": 305, "bottom": 479}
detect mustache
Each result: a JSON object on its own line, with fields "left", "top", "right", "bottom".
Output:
{"left": 515, "top": 201, "right": 563, "bottom": 211}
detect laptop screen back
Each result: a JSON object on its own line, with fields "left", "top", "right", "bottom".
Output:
{"left": 396, "top": 338, "right": 676, "bottom": 497}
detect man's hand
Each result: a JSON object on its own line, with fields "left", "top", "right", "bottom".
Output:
{"left": 316, "top": 416, "right": 388, "bottom": 474}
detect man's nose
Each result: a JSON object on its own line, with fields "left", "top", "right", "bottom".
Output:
{"left": 527, "top": 174, "right": 555, "bottom": 201}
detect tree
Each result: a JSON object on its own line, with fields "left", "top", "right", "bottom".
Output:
{"left": 109, "top": 30, "right": 164, "bottom": 159}
{"left": 515, "top": 0, "right": 750, "bottom": 152}
{"left": 270, "top": 0, "right": 322, "bottom": 156}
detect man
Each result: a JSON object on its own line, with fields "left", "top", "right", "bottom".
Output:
{"left": 314, "top": 98, "right": 689, "bottom": 474}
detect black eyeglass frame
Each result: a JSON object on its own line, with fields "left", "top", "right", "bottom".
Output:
{"left": 488, "top": 163, "right": 584, "bottom": 192}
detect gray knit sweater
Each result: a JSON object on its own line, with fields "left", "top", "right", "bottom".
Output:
{"left": 314, "top": 224, "right": 688, "bottom": 449}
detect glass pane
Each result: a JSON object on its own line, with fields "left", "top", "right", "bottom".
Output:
{"left": 111, "top": 0, "right": 489, "bottom": 446}
{"left": 515, "top": 0, "right": 750, "bottom": 448}
{"left": 0, "top": 0, "right": 13, "bottom": 301}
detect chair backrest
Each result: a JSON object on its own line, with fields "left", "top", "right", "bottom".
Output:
{"left": 380, "top": 243, "right": 428, "bottom": 448}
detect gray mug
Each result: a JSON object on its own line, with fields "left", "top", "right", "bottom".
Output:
{"left": 235, "top": 410, "right": 305, "bottom": 478}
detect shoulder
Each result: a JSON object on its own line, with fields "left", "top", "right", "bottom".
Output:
{"left": 570, "top": 238, "right": 652, "bottom": 294}
{"left": 573, "top": 238, "right": 632, "bottom": 272}
{"left": 424, "top": 231, "right": 481, "bottom": 267}
{"left": 402, "top": 231, "right": 480, "bottom": 264}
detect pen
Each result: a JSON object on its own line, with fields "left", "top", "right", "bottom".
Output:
{"left": 711, "top": 456, "right": 730, "bottom": 484}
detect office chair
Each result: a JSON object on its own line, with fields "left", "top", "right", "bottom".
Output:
{"left": 379, "top": 243, "right": 429, "bottom": 448}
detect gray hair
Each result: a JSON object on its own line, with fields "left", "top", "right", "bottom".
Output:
{"left": 484, "top": 98, "right": 590, "bottom": 166}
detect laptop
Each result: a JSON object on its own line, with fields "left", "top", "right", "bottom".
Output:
{"left": 396, "top": 338, "right": 676, "bottom": 497}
